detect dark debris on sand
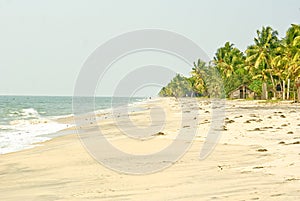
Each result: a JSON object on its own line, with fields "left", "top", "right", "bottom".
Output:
{"left": 153, "top": 132, "right": 166, "bottom": 136}
{"left": 257, "top": 148, "right": 268, "bottom": 152}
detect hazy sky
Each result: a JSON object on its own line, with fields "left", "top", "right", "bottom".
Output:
{"left": 0, "top": 0, "right": 299, "bottom": 96}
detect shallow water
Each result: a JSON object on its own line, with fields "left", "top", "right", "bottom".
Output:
{"left": 0, "top": 96, "right": 146, "bottom": 154}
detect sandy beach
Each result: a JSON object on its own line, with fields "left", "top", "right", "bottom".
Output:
{"left": 0, "top": 98, "right": 299, "bottom": 201}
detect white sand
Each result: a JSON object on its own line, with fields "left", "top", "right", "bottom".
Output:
{"left": 0, "top": 98, "right": 299, "bottom": 200}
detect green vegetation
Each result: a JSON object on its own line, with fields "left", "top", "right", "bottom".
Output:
{"left": 159, "top": 24, "right": 300, "bottom": 102}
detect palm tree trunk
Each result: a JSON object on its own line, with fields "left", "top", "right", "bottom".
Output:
{"left": 282, "top": 80, "right": 286, "bottom": 100}
{"left": 262, "top": 82, "right": 268, "bottom": 100}
{"left": 296, "top": 78, "right": 300, "bottom": 102}
{"left": 269, "top": 72, "right": 276, "bottom": 98}
{"left": 287, "top": 79, "right": 290, "bottom": 100}
{"left": 279, "top": 80, "right": 283, "bottom": 95}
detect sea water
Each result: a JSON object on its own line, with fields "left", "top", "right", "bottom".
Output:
{"left": 0, "top": 96, "right": 146, "bottom": 154}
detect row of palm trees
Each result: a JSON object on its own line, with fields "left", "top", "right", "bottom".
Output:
{"left": 159, "top": 24, "right": 300, "bottom": 101}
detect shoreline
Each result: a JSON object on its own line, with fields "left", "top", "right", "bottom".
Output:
{"left": 0, "top": 96, "right": 150, "bottom": 155}
{"left": 1, "top": 97, "right": 299, "bottom": 156}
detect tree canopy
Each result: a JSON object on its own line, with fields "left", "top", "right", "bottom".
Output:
{"left": 159, "top": 24, "right": 300, "bottom": 102}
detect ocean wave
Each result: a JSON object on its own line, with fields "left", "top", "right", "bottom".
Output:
{"left": 7, "top": 108, "right": 41, "bottom": 119}
{"left": 20, "top": 108, "right": 41, "bottom": 118}
{"left": 0, "top": 110, "right": 73, "bottom": 154}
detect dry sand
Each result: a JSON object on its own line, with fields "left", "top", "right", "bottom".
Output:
{"left": 0, "top": 98, "right": 299, "bottom": 201}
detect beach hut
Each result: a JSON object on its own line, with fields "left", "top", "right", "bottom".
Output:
{"left": 228, "top": 84, "right": 256, "bottom": 99}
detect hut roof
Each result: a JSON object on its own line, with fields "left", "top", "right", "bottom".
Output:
{"left": 228, "top": 84, "right": 254, "bottom": 95}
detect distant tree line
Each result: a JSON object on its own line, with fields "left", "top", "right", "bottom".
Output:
{"left": 159, "top": 24, "right": 300, "bottom": 102}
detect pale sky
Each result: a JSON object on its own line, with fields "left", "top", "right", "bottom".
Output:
{"left": 0, "top": 0, "right": 299, "bottom": 96}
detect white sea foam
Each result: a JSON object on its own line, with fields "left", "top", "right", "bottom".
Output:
{"left": 0, "top": 110, "right": 73, "bottom": 154}
{"left": 20, "top": 108, "right": 40, "bottom": 118}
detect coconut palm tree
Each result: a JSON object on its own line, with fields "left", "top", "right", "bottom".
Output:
{"left": 213, "top": 42, "right": 247, "bottom": 96}
{"left": 272, "top": 24, "right": 300, "bottom": 100}
{"left": 214, "top": 42, "right": 245, "bottom": 77}
{"left": 190, "top": 59, "right": 207, "bottom": 96}
{"left": 285, "top": 24, "right": 300, "bottom": 101}
{"left": 214, "top": 42, "right": 236, "bottom": 78}
{"left": 205, "top": 66, "right": 225, "bottom": 98}
{"left": 158, "top": 74, "right": 193, "bottom": 98}
{"left": 245, "top": 26, "right": 280, "bottom": 99}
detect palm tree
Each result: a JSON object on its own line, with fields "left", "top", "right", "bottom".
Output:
{"left": 205, "top": 66, "right": 224, "bottom": 98}
{"left": 190, "top": 59, "right": 207, "bottom": 96}
{"left": 159, "top": 87, "right": 172, "bottom": 97}
{"left": 285, "top": 24, "right": 300, "bottom": 101}
{"left": 159, "top": 74, "right": 193, "bottom": 98}
{"left": 213, "top": 42, "right": 246, "bottom": 96}
{"left": 214, "top": 42, "right": 236, "bottom": 78}
{"left": 273, "top": 24, "right": 300, "bottom": 100}
{"left": 246, "top": 26, "right": 280, "bottom": 99}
